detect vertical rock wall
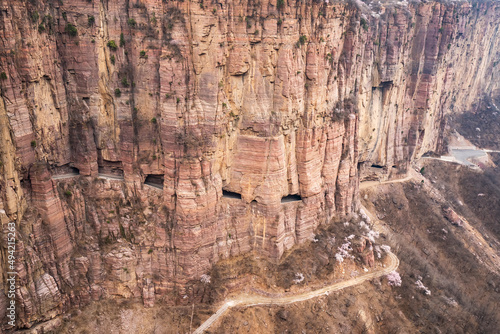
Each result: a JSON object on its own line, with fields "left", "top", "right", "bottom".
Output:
{"left": 0, "top": 0, "right": 498, "bottom": 329}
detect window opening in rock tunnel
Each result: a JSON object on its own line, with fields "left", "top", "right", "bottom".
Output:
{"left": 145, "top": 174, "right": 164, "bottom": 189}
{"left": 222, "top": 190, "right": 242, "bottom": 199}
{"left": 281, "top": 194, "right": 302, "bottom": 203}
{"left": 98, "top": 160, "right": 124, "bottom": 177}
{"left": 51, "top": 164, "right": 80, "bottom": 176}
{"left": 371, "top": 164, "right": 385, "bottom": 169}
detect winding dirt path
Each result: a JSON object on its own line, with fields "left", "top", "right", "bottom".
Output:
{"left": 193, "top": 252, "right": 399, "bottom": 334}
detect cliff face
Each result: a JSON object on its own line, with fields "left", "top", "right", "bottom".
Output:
{"left": 0, "top": 0, "right": 498, "bottom": 329}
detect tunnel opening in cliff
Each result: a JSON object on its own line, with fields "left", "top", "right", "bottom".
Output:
{"left": 222, "top": 190, "right": 242, "bottom": 199}
{"left": 281, "top": 194, "right": 302, "bottom": 203}
{"left": 371, "top": 164, "right": 385, "bottom": 169}
{"left": 144, "top": 174, "right": 164, "bottom": 189}
{"left": 50, "top": 164, "right": 80, "bottom": 176}
{"left": 97, "top": 159, "right": 124, "bottom": 177}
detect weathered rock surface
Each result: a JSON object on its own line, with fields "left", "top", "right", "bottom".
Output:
{"left": 0, "top": 0, "right": 498, "bottom": 329}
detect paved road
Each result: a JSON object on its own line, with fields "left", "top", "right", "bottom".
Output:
{"left": 359, "top": 174, "right": 413, "bottom": 190}
{"left": 51, "top": 173, "right": 125, "bottom": 181}
{"left": 193, "top": 252, "right": 399, "bottom": 334}
{"left": 144, "top": 182, "right": 163, "bottom": 190}
{"left": 97, "top": 173, "right": 124, "bottom": 180}
{"left": 51, "top": 173, "right": 79, "bottom": 180}
{"left": 450, "top": 148, "right": 487, "bottom": 167}
{"left": 423, "top": 146, "right": 498, "bottom": 169}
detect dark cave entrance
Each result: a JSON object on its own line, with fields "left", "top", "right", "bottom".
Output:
{"left": 144, "top": 174, "right": 164, "bottom": 189}
{"left": 371, "top": 164, "right": 385, "bottom": 169}
{"left": 222, "top": 190, "right": 242, "bottom": 199}
{"left": 281, "top": 194, "right": 302, "bottom": 203}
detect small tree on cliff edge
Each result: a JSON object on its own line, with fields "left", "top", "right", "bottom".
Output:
{"left": 65, "top": 23, "right": 77, "bottom": 37}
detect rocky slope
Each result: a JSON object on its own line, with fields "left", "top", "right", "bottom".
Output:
{"left": 0, "top": 0, "right": 499, "bottom": 329}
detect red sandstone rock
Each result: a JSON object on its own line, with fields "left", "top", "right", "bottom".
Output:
{"left": 0, "top": 0, "right": 498, "bottom": 329}
{"left": 355, "top": 237, "right": 375, "bottom": 268}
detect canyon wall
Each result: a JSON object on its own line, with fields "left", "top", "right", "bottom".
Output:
{"left": 0, "top": 0, "right": 498, "bottom": 329}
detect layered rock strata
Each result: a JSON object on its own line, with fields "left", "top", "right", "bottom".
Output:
{"left": 0, "top": 0, "right": 499, "bottom": 329}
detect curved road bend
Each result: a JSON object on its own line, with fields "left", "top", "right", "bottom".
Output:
{"left": 193, "top": 252, "right": 399, "bottom": 334}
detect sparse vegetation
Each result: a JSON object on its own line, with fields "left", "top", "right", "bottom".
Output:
{"left": 114, "top": 88, "right": 121, "bottom": 97}
{"left": 30, "top": 140, "right": 37, "bottom": 148}
{"left": 360, "top": 18, "right": 368, "bottom": 31}
{"left": 31, "top": 11, "right": 39, "bottom": 23}
{"left": 120, "top": 33, "right": 125, "bottom": 47}
{"left": 200, "top": 274, "right": 211, "bottom": 284}
{"left": 107, "top": 40, "right": 118, "bottom": 50}
{"left": 127, "top": 18, "right": 136, "bottom": 27}
{"left": 110, "top": 55, "right": 115, "bottom": 65}
{"left": 65, "top": 23, "right": 78, "bottom": 36}
{"left": 88, "top": 15, "right": 95, "bottom": 26}
{"left": 0, "top": 72, "right": 7, "bottom": 80}
{"left": 386, "top": 271, "right": 402, "bottom": 286}
{"left": 121, "top": 77, "right": 129, "bottom": 87}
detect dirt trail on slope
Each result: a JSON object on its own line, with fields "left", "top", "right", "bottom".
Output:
{"left": 193, "top": 252, "right": 399, "bottom": 334}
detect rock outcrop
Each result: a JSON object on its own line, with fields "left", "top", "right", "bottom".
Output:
{"left": 0, "top": 0, "right": 498, "bottom": 329}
